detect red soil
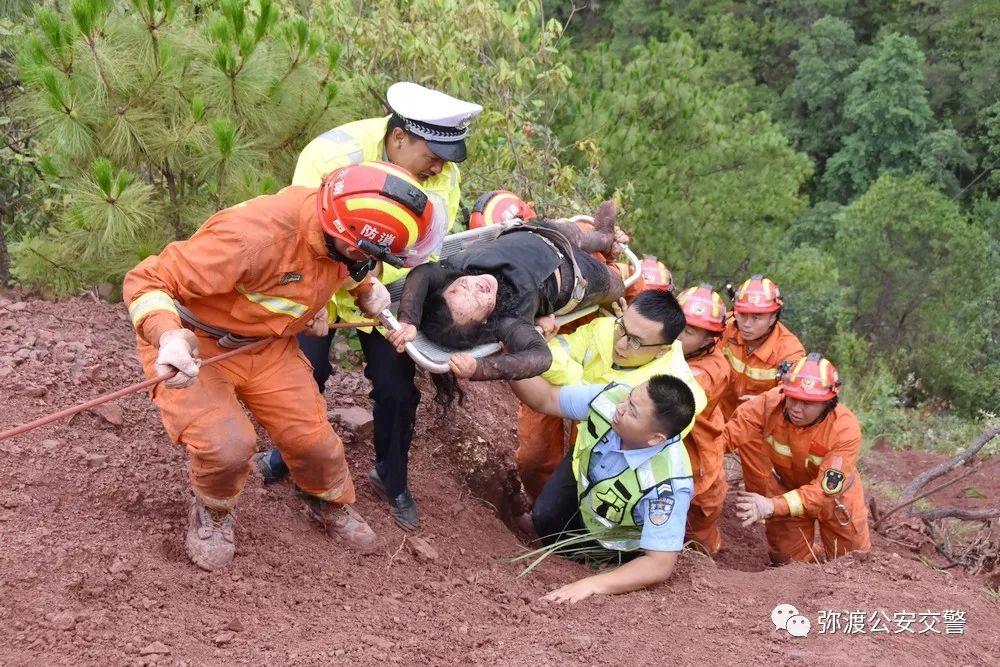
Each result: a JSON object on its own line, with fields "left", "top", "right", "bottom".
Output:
{"left": 0, "top": 293, "right": 997, "bottom": 665}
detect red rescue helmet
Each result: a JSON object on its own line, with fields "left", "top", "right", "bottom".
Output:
{"left": 782, "top": 353, "right": 841, "bottom": 402}
{"left": 733, "top": 274, "right": 783, "bottom": 313}
{"left": 677, "top": 284, "right": 726, "bottom": 332}
{"left": 317, "top": 161, "right": 435, "bottom": 265}
{"left": 640, "top": 255, "right": 674, "bottom": 292}
{"left": 468, "top": 190, "right": 537, "bottom": 229}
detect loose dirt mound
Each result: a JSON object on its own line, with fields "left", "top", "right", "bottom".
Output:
{"left": 1, "top": 294, "right": 997, "bottom": 665}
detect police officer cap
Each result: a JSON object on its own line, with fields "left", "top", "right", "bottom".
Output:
{"left": 387, "top": 82, "right": 483, "bottom": 163}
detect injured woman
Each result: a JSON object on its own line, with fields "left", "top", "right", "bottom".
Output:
{"left": 386, "top": 201, "right": 627, "bottom": 386}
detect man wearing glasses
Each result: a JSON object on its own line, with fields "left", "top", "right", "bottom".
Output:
{"left": 514, "top": 289, "right": 706, "bottom": 502}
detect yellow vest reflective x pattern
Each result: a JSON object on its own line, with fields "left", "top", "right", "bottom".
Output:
{"left": 572, "top": 383, "right": 693, "bottom": 551}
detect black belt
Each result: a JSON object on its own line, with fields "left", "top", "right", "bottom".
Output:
{"left": 174, "top": 302, "right": 263, "bottom": 349}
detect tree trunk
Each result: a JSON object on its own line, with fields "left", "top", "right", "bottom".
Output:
{"left": 0, "top": 208, "right": 11, "bottom": 283}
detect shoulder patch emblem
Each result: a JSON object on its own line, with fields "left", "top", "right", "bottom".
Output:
{"left": 648, "top": 498, "right": 674, "bottom": 526}
{"left": 821, "top": 468, "right": 845, "bottom": 495}
{"left": 279, "top": 272, "right": 302, "bottom": 285}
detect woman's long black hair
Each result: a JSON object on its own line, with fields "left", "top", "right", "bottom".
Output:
{"left": 419, "top": 267, "right": 516, "bottom": 408}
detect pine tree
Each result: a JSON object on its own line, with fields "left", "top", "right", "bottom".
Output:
{"left": 11, "top": 0, "right": 606, "bottom": 294}
{"left": 12, "top": 0, "right": 346, "bottom": 295}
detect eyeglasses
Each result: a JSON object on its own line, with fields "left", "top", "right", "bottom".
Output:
{"left": 614, "top": 316, "right": 668, "bottom": 350}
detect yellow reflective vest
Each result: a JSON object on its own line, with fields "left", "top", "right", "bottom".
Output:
{"left": 542, "top": 317, "right": 707, "bottom": 434}
{"left": 292, "top": 115, "right": 463, "bottom": 325}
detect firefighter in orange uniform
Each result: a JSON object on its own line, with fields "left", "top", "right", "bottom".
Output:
{"left": 675, "top": 285, "right": 731, "bottom": 555}
{"left": 719, "top": 353, "right": 871, "bottom": 564}
{"left": 717, "top": 275, "right": 805, "bottom": 420}
{"left": 123, "top": 162, "right": 437, "bottom": 571}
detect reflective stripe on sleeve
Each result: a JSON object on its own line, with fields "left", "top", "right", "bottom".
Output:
{"left": 783, "top": 490, "right": 805, "bottom": 517}
{"left": 128, "top": 290, "right": 178, "bottom": 327}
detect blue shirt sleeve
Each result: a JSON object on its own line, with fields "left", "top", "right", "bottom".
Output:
{"left": 558, "top": 384, "right": 606, "bottom": 421}
{"left": 638, "top": 477, "right": 693, "bottom": 552}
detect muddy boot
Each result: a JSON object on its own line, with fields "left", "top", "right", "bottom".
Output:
{"left": 300, "top": 491, "right": 380, "bottom": 553}
{"left": 186, "top": 501, "right": 236, "bottom": 571}
{"left": 368, "top": 468, "right": 419, "bottom": 531}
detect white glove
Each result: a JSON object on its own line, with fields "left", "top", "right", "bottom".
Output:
{"left": 303, "top": 310, "right": 330, "bottom": 337}
{"left": 156, "top": 329, "right": 201, "bottom": 389}
{"left": 734, "top": 491, "right": 775, "bottom": 527}
{"left": 356, "top": 279, "right": 391, "bottom": 316}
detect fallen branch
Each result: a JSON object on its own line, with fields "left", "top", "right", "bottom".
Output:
{"left": 874, "top": 464, "right": 981, "bottom": 531}
{"left": 919, "top": 507, "right": 1000, "bottom": 522}
{"left": 898, "top": 426, "right": 1000, "bottom": 514}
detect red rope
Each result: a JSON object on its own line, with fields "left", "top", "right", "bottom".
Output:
{"left": 0, "top": 320, "right": 378, "bottom": 443}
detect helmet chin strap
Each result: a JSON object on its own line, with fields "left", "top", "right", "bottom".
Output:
{"left": 324, "top": 234, "right": 377, "bottom": 282}
{"left": 684, "top": 337, "right": 718, "bottom": 360}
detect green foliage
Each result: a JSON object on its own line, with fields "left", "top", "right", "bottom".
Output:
{"left": 11, "top": 0, "right": 348, "bottom": 294}
{"left": 3, "top": 0, "right": 997, "bottom": 429}
{"left": 9, "top": 0, "right": 608, "bottom": 295}
{"left": 976, "top": 101, "right": 1000, "bottom": 193}
{"left": 765, "top": 244, "right": 848, "bottom": 355}
{"left": 822, "top": 33, "right": 935, "bottom": 200}
{"left": 888, "top": 0, "right": 1000, "bottom": 141}
{"left": 554, "top": 34, "right": 813, "bottom": 285}
{"left": 835, "top": 174, "right": 994, "bottom": 412}
{"left": 311, "top": 0, "right": 603, "bottom": 212}
{"left": 781, "top": 16, "right": 863, "bottom": 167}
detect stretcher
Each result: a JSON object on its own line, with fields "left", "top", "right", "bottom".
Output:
{"left": 378, "top": 216, "right": 642, "bottom": 374}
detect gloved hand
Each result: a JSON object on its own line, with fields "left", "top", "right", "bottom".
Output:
{"left": 735, "top": 491, "right": 774, "bottom": 527}
{"left": 356, "top": 279, "right": 391, "bottom": 316}
{"left": 156, "top": 328, "right": 201, "bottom": 389}
{"left": 303, "top": 310, "right": 329, "bottom": 337}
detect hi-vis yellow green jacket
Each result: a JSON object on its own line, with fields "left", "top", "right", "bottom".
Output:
{"left": 541, "top": 317, "right": 707, "bottom": 434}
{"left": 292, "top": 115, "right": 463, "bottom": 325}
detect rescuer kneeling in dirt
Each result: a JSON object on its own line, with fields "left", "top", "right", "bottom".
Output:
{"left": 718, "top": 353, "right": 871, "bottom": 564}
{"left": 510, "top": 374, "right": 696, "bottom": 603}
{"left": 122, "top": 162, "right": 438, "bottom": 570}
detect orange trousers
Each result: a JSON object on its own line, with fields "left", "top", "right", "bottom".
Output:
{"left": 764, "top": 482, "right": 870, "bottom": 564}
{"left": 139, "top": 333, "right": 355, "bottom": 510}
{"left": 516, "top": 404, "right": 578, "bottom": 500}
{"left": 685, "top": 471, "right": 728, "bottom": 556}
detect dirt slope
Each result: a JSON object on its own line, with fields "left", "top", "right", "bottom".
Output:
{"left": 0, "top": 294, "right": 997, "bottom": 666}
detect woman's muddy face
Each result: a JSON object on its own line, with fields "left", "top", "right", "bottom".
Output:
{"left": 443, "top": 274, "right": 498, "bottom": 326}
